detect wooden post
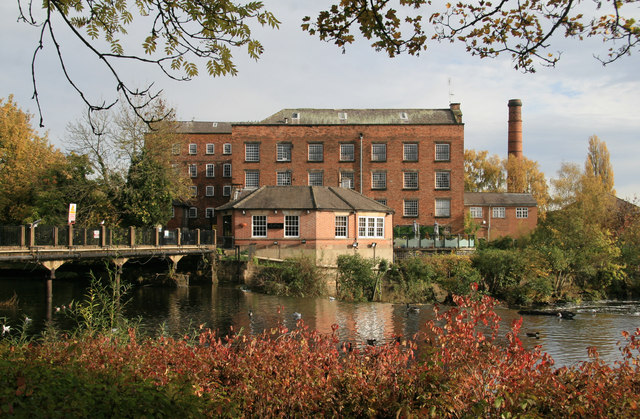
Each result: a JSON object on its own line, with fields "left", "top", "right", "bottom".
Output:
{"left": 29, "top": 225, "right": 36, "bottom": 247}
{"left": 68, "top": 224, "right": 74, "bottom": 247}
{"left": 129, "top": 226, "right": 135, "bottom": 247}
{"left": 19, "top": 226, "right": 26, "bottom": 247}
{"left": 176, "top": 228, "right": 182, "bottom": 246}
{"left": 53, "top": 227, "right": 59, "bottom": 247}
{"left": 154, "top": 227, "right": 160, "bottom": 246}
{"left": 196, "top": 229, "right": 201, "bottom": 246}
{"left": 100, "top": 225, "right": 107, "bottom": 247}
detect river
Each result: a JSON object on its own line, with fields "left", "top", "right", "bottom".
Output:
{"left": 1, "top": 276, "right": 639, "bottom": 367}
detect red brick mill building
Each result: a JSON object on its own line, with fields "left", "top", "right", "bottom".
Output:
{"left": 168, "top": 104, "right": 466, "bottom": 239}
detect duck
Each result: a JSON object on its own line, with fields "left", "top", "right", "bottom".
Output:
{"left": 1, "top": 324, "right": 10, "bottom": 335}
{"left": 406, "top": 303, "right": 420, "bottom": 313}
{"left": 293, "top": 312, "right": 302, "bottom": 320}
{"left": 526, "top": 331, "right": 540, "bottom": 339}
{"left": 366, "top": 338, "right": 377, "bottom": 346}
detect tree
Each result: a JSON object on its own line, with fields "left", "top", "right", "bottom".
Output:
{"left": 585, "top": 135, "right": 615, "bottom": 194}
{"left": 504, "top": 155, "right": 550, "bottom": 215}
{"left": 17, "top": 0, "right": 280, "bottom": 129}
{"left": 463, "top": 149, "right": 504, "bottom": 192}
{"left": 303, "top": 1, "right": 640, "bottom": 72}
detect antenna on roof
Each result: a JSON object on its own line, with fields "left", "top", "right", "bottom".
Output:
{"left": 448, "top": 77, "right": 455, "bottom": 104}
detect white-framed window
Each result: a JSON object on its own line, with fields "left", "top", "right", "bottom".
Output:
{"left": 171, "top": 206, "right": 175, "bottom": 218}
{"left": 435, "top": 198, "right": 451, "bottom": 217}
{"left": 223, "top": 185, "right": 231, "bottom": 196}
{"left": 400, "top": 112, "right": 409, "bottom": 120}
{"left": 205, "top": 208, "right": 214, "bottom": 218}
{"left": 358, "top": 216, "right": 385, "bottom": 238}
{"left": 340, "top": 172, "right": 354, "bottom": 189}
{"left": 206, "top": 163, "right": 215, "bottom": 178}
{"left": 470, "top": 207, "right": 483, "bottom": 218}
{"left": 375, "top": 198, "right": 387, "bottom": 206}
{"left": 223, "top": 143, "right": 232, "bottom": 155}
{"left": 493, "top": 207, "right": 506, "bottom": 218}
{"left": 245, "top": 143, "right": 260, "bottom": 162}
{"left": 340, "top": 143, "right": 354, "bottom": 161}
{"left": 206, "top": 185, "right": 215, "bottom": 196}
{"left": 277, "top": 143, "right": 292, "bottom": 161}
{"left": 308, "top": 171, "right": 323, "bottom": 186}
{"left": 188, "top": 164, "right": 197, "bottom": 178}
{"left": 335, "top": 215, "right": 348, "bottom": 238}
{"left": 403, "top": 143, "right": 418, "bottom": 161}
{"left": 188, "top": 207, "right": 197, "bottom": 218}
{"left": 206, "top": 143, "right": 215, "bottom": 154}
{"left": 277, "top": 171, "right": 291, "bottom": 186}
{"left": 188, "top": 143, "right": 197, "bottom": 155}
{"left": 435, "top": 171, "right": 450, "bottom": 189}
{"left": 403, "top": 172, "right": 418, "bottom": 189}
{"left": 371, "top": 172, "right": 386, "bottom": 189}
{"left": 308, "top": 143, "right": 323, "bottom": 161}
{"left": 435, "top": 143, "right": 450, "bottom": 161}
{"left": 245, "top": 171, "right": 259, "bottom": 189}
{"left": 223, "top": 163, "right": 231, "bottom": 178}
{"left": 404, "top": 199, "right": 419, "bottom": 217}
{"left": 516, "top": 207, "right": 529, "bottom": 218}
{"left": 252, "top": 215, "right": 267, "bottom": 237}
{"left": 172, "top": 143, "right": 181, "bottom": 155}
{"left": 190, "top": 186, "right": 198, "bottom": 197}
{"left": 371, "top": 143, "right": 387, "bottom": 161}
{"left": 338, "top": 111, "right": 348, "bottom": 120}
{"left": 284, "top": 215, "right": 299, "bottom": 237}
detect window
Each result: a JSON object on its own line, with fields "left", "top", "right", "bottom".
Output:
{"left": 172, "top": 143, "right": 181, "bottom": 155}
{"left": 292, "top": 112, "right": 300, "bottom": 120}
{"left": 435, "top": 143, "right": 450, "bottom": 161}
{"left": 245, "top": 171, "right": 259, "bottom": 189}
{"left": 190, "top": 186, "right": 198, "bottom": 197}
{"left": 340, "top": 143, "right": 354, "bottom": 161}
{"left": 375, "top": 198, "right": 387, "bottom": 206}
{"left": 400, "top": 112, "right": 409, "bottom": 120}
{"left": 206, "top": 185, "right": 215, "bottom": 196}
{"left": 470, "top": 207, "right": 483, "bottom": 218}
{"left": 223, "top": 185, "right": 231, "bottom": 196}
{"left": 206, "top": 164, "right": 215, "bottom": 177}
{"left": 493, "top": 207, "right": 505, "bottom": 218}
{"left": 371, "top": 143, "right": 387, "bottom": 161}
{"left": 277, "top": 171, "right": 291, "bottom": 186}
{"left": 284, "top": 215, "right": 299, "bottom": 237}
{"left": 188, "top": 143, "right": 197, "bottom": 155}
{"left": 403, "top": 172, "right": 418, "bottom": 189}
{"left": 252, "top": 215, "right": 267, "bottom": 237}
{"left": 171, "top": 207, "right": 175, "bottom": 218}
{"left": 358, "top": 217, "right": 385, "bottom": 238}
{"left": 335, "top": 216, "right": 348, "bottom": 238}
{"left": 205, "top": 208, "right": 214, "bottom": 218}
{"left": 516, "top": 207, "right": 529, "bottom": 218}
{"left": 435, "top": 199, "right": 451, "bottom": 217}
{"left": 338, "top": 112, "right": 348, "bottom": 120}
{"left": 340, "top": 172, "right": 354, "bottom": 189}
{"left": 206, "top": 143, "right": 215, "bottom": 154}
{"left": 245, "top": 143, "right": 260, "bottom": 162}
{"left": 189, "top": 164, "right": 197, "bottom": 178}
{"left": 308, "top": 143, "right": 323, "bottom": 161}
{"left": 223, "top": 143, "right": 232, "bottom": 155}
{"left": 435, "top": 171, "right": 450, "bottom": 189}
{"left": 404, "top": 199, "right": 419, "bottom": 217}
{"left": 404, "top": 143, "right": 418, "bottom": 161}
{"left": 188, "top": 207, "right": 197, "bottom": 218}
{"left": 277, "top": 143, "right": 291, "bottom": 161}
{"left": 308, "top": 172, "right": 323, "bottom": 186}
{"left": 223, "top": 163, "right": 231, "bottom": 178}
{"left": 371, "top": 172, "right": 387, "bottom": 189}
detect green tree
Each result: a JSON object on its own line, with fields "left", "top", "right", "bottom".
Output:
{"left": 504, "top": 155, "right": 550, "bottom": 216}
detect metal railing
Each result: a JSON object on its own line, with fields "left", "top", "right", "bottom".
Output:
{"left": 393, "top": 235, "right": 476, "bottom": 249}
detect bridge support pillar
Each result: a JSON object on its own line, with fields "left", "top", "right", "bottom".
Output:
{"left": 111, "top": 258, "right": 129, "bottom": 290}
{"left": 168, "top": 255, "right": 184, "bottom": 274}
{"left": 40, "top": 260, "right": 66, "bottom": 322}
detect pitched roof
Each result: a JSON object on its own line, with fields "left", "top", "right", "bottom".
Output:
{"left": 464, "top": 192, "right": 537, "bottom": 207}
{"left": 257, "top": 108, "right": 462, "bottom": 125}
{"left": 176, "top": 121, "right": 232, "bottom": 134}
{"left": 216, "top": 186, "right": 394, "bottom": 213}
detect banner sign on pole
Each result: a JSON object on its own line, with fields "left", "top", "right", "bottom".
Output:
{"left": 68, "top": 203, "right": 77, "bottom": 224}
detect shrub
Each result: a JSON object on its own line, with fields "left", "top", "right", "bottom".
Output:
{"left": 253, "top": 256, "right": 326, "bottom": 297}
{"left": 336, "top": 254, "right": 379, "bottom": 301}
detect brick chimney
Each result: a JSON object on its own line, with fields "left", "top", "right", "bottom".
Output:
{"left": 507, "top": 99, "right": 523, "bottom": 158}
{"left": 449, "top": 103, "right": 462, "bottom": 123}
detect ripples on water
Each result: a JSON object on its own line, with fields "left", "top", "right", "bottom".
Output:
{"left": 2, "top": 278, "right": 639, "bottom": 368}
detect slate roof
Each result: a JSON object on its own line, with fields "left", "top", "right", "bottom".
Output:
{"left": 176, "top": 121, "right": 232, "bottom": 134}
{"left": 258, "top": 108, "right": 461, "bottom": 125}
{"left": 216, "top": 186, "right": 394, "bottom": 213}
{"left": 464, "top": 192, "right": 537, "bottom": 207}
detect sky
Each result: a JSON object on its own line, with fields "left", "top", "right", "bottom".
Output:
{"left": 1, "top": 1, "right": 638, "bottom": 199}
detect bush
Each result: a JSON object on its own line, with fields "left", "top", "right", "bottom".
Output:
{"left": 253, "top": 256, "right": 326, "bottom": 297}
{"left": 336, "top": 254, "right": 380, "bottom": 301}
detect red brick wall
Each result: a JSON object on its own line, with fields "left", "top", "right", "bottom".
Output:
{"left": 466, "top": 205, "right": 538, "bottom": 240}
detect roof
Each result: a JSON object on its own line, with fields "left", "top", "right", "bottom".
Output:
{"left": 257, "top": 107, "right": 462, "bottom": 125}
{"left": 216, "top": 186, "right": 394, "bottom": 213}
{"left": 464, "top": 192, "right": 537, "bottom": 207}
{"left": 176, "top": 121, "right": 232, "bottom": 134}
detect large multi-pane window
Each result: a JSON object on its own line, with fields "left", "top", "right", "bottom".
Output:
{"left": 493, "top": 207, "right": 506, "bottom": 218}
{"left": 340, "top": 143, "right": 354, "bottom": 161}
{"left": 375, "top": 198, "right": 388, "bottom": 206}
{"left": 277, "top": 171, "right": 292, "bottom": 186}
{"left": 340, "top": 172, "right": 354, "bottom": 189}
{"left": 188, "top": 164, "right": 197, "bottom": 178}
{"left": 371, "top": 143, "right": 387, "bottom": 161}
{"left": 435, "top": 198, "right": 451, "bottom": 217}
{"left": 403, "top": 199, "right": 419, "bottom": 217}
{"left": 308, "top": 143, "right": 323, "bottom": 161}
{"left": 403, "top": 172, "right": 418, "bottom": 189}
{"left": 206, "top": 185, "right": 215, "bottom": 196}
{"left": 284, "top": 215, "right": 299, "bottom": 237}
{"left": 516, "top": 207, "right": 529, "bottom": 218}
{"left": 206, "top": 164, "right": 215, "bottom": 177}
{"left": 205, "top": 208, "right": 214, "bottom": 218}
{"left": 435, "top": 143, "right": 450, "bottom": 161}
{"left": 371, "top": 172, "right": 387, "bottom": 189}
{"left": 403, "top": 143, "right": 418, "bottom": 161}
{"left": 206, "top": 143, "right": 215, "bottom": 154}
{"left": 277, "top": 143, "right": 292, "bottom": 161}
{"left": 335, "top": 216, "right": 348, "bottom": 238}
{"left": 252, "top": 215, "right": 267, "bottom": 237}
{"left": 358, "top": 217, "right": 384, "bottom": 238}
{"left": 223, "top": 163, "right": 231, "bottom": 177}
{"left": 223, "top": 185, "right": 231, "bottom": 196}
{"left": 245, "top": 170, "right": 259, "bottom": 189}
{"left": 223, "top": 143, "right": 232, "bottom": 154}
{"left": 188, "top": 207, "right": 197, "bottom": 218}
{"left": 435, "top": 171, "right": 450, "bottom": 189}
{"left": 308, "top": 171, "right": 323, "bottom": 186}
{"left": 188, "top": 143, "right": 197, "bottom": 155}
{"left": 470, "top": 207, "right": 483, "bottom": 218}
{"left": 245, "top": 143, "right": 260, "bottom": 162}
